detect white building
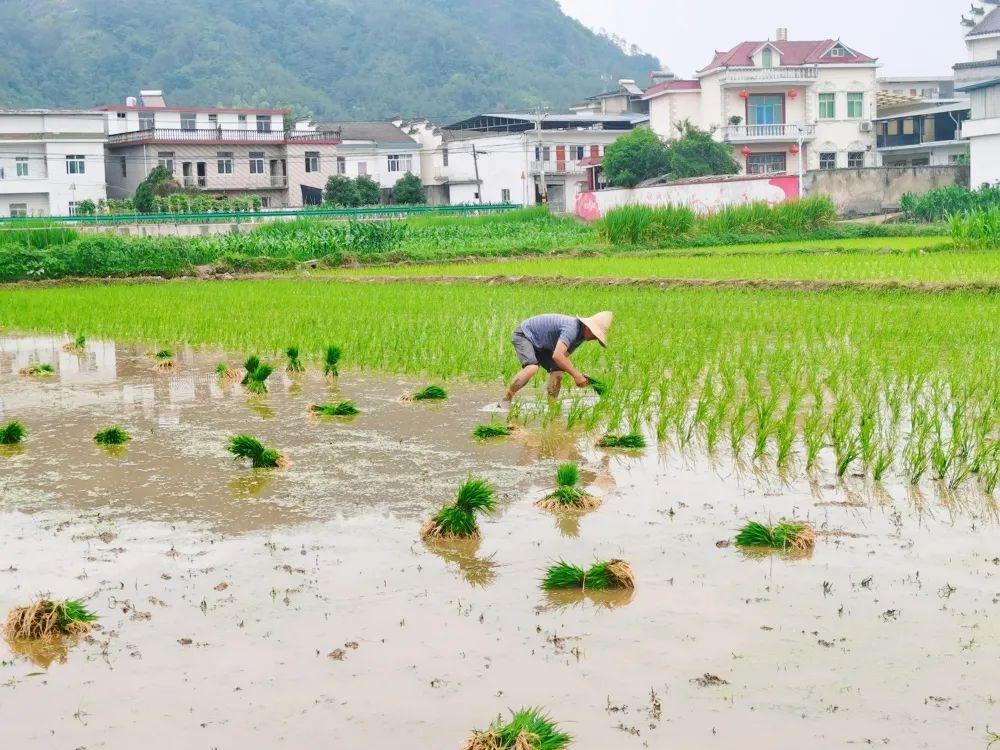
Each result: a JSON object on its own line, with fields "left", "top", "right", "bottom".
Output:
{"left": 311, "top": 121, "right": 423, "bottom": 197}
{"left": 0, "top": 109, "right": 107, "bottom": 217}
{"left": 875, "top": 101, "right": 970, "bottom": 167}
{"left": 644, "top": 29, "right": 879, "bottom": 175}
{"left": 955, "top": 5, "right": 1000, "bottom": 186}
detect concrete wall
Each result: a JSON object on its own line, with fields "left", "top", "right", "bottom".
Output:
{"left": 802, "top": 165, "right": 970, "bottom": 215}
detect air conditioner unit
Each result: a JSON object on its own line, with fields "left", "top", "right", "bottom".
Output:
{"left": 859, "top": 121, "right": 874, "bottom": 132}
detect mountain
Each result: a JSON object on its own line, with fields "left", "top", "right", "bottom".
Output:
{"left": 0, "top": 0, "right": 660, "bottom": 121}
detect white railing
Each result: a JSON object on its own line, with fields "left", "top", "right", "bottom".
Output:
{"left": 721, "top": 66, "right": 819, "bottom": 84}
{"left": 722, "top": 123, "right": 816, "bottom": 141}
{"left": 107, "top": 128, "right": 341, "bottom": 146}
{"left": 270, "top": 175, "right": 288, "bottom": 188}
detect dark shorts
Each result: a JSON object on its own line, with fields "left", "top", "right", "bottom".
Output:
{"left": 512, "top": 327, "right": 558, "bottom": 372}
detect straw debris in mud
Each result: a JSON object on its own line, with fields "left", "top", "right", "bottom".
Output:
{"left": 536, "top": 462, "right": 600, "bottom": 511}
{"left": 0, "top": 421, "right": 27, "bottom": 445}
{"left": 62, "top": 334, "right": 86, "bottom": 353}
{"left": 421, "top": 478, "right": 495, "bottom": 541}
{"left": 153, "top": 349, "right": 175, "bottom": 368}
{"left": 227, "top": 434, "right": 288, "bottom": 469}
{"left": 94, "top": 426, "right": 130, "bottom": 445}
{"left": 735, "top": 520, "right": 815, "bottom": 553}
{"left": 542, "top": 559, "right": 635, "bottom": 590}
{"left": 464, "top": 707, "right": 571, "bottom": 750}
{"left": 404, "top": 384, "right": 448, "bottom": 402}
{"left": 597, "top": 432, "right": 646, "bottom": 450}
{"left": 310, "top": 401, "right": 360, "bottom": 417}
{"left": 4, "top": 598, "right": 97, "bottom": 640}
{"left": 19, "top": 363, "right": 54, "bottom": 377}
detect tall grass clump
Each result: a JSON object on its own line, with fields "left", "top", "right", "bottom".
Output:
{"left": 599, "top": 204, "right": 695, "bottom": 244}
{"left": 227, "top": 434, "right": 287, "bottom": 469}
{"left": 950, "top": 207, "right": 1000, "bottom": 248}
{"left": 699, "top": 197, "right": 835, "bottom": 235}
{"left": 536, "top": 462, "right": 599, "bottom": 510}
{"left": 901, "top": 184, "right": 1000, "bottom": 221}
{"left": 94, "top": 426, "right": 130, "bottom": 445}
{"left": 0, "top": 220, "right": 78, "bottom": 251}
{"left": 4, "top": 598, "right": 97, "bottom": 639}
{"left": 542, "top": 559, "right": 635, "bottom": 590}
{"left": 421, "top": 478, "right": 495, "bottom": 541}
{"left": 464, "top": 707, "right": 571, "bottom": 750}
{"left": 0, "top": 421, "right": 27, "bottom": 445}
{"left": 735, "top": 520, "right": 815, "bottom": 553}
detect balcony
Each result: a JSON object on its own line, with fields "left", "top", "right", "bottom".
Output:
{"left": 107, "top": 128, "right": 341, "bottom": 146}
{"left": 720, "top": 66, "right": 819, "bottom": 86}
{"left": 529, "top": 160, "right": 587, "bottom": 176}
{"left": 722, "top": 123, "right": 816, "bottom": 142}
{"left": 270, "top": 175, "right": 288, "bottom": 188}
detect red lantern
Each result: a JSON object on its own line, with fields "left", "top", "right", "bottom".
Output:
{"left": 787, "top": 89, "right": 798, "bottom": 100}
{"left": 741, "top": 146, "right": 752, "bottom": 157}
{"left": 789, "top": 144, "right": 800, "bottom": 154}
{"left": 739, "top": 90, "right": 750, "bottom": 100}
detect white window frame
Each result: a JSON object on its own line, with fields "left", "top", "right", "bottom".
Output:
{"left": 256, "top": 115, "right": 272, "bottom": 133}
{"left": 139, "top": 111, "right": 155, "bottom": 130}
{"left": 387, "top": 153, "right": 413, "bottom": 173}
{"left": 818, "top": 93, "right": 836, "bottom": 120}
{"left": 501, "top": 188, "right": 511, "bottom": 203}
{"left": 305, "top": 151, "right": 320, "bottom": 173}
{"left": 819, "top": 151, "right": 837, "bottom": 170}
{"left": 336, "top": 156, "right": 346, "bottom": 175}
{"left": 249, "top": 151, "right": 265, "bottom": 174}
{"left": 238, "top": 114, "right": 248, "bottom": 124}
{"left": 9, "top": 202, "right": 28, "bottom": 217}
{"left": 65, "top": 154, "right": 86, "bottom": 174}
{"left": 15, "top": 156, "right": 29, "bottom": 177}
{"left": 357, "top": 161, "right": 368, "bottom": 176}
{"left": 847, "top": 151, "right": 865, "bottom": 168}
{"left": 157, "top": 151, "right": 175, "bottom": 175}
{"left": 217, "top": 151, "right": 234, "bottom": 175}
{"left": 67, "top": 201, "right": 80, "bottom": 216}
{"left": 830, "top": 46, "right": 847, "bottom": 58}
{"left": 846, "top": 92, "right": 864, "bottom": 119}
{"left": 180, "top": 113, "right": 196, "bottom": 131}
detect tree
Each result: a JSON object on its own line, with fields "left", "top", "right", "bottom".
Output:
{"left": 602, "top": 127, "right": 671, "bottom": 188}
{"left": 354, "top": 175, "right": 382, "bottom": 205}
{"left": 134, "top": 165, "right": 180, "bottom": 213}
{"left": 76, "top": 199, "right": 96, "bottom": 215}
{"left": 667, "top": 121, "right": 740, "bottom": 180}
{"left": 324, "top": 175, "right": 360, "bottom": 206}
{"left": 392, "top": 172, "right": 426, "bottom": 204}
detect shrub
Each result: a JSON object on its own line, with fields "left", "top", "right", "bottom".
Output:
{"left": 667, "top": 120, "right": 740, "bottom": 179}
{"left": 354, "top": 175, "right": 382, "bottom": 205}
{"left": 950, "top": 206, "right": 1000, "bottom": 248}
{"left": 324, "top": 175, "right": 360, "bottom": 207}
{"left": 900, "top": 185, "right": 1000, "bottom": 221}
{"left": 603, "top": 127, "right": 672, "bottom": 188}
{"left": 392, "top": 172, "right": 426, "bottom": 204}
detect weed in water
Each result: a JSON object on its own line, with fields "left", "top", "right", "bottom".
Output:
{"left": 19, "top": 363, "right": 54, "bottom": 377}
{"left": 94, "top": 426, "right": 130, "bottom": 445}
{"left": 0, "top": 421, "right": 27, "bottom": 445}
{"left": 323, "top": 345, "right": 342, "bottom": 377}
{"left": 310, "top": 401, "right": 359, "bottom": 416}
{"left": 735, "top": 520, "right": 815, "bottom": 553}
{"left": 536, "top": 462, "right": 600, "bottom": 511}
{"left": 597, "top": 432, "right": 646, "bottom": 450}
{"left": 4, "top": 598, "right": 97, "bottom": 639}
{"left": 285, "top": 346, "right": 304, "bottom": 373}
{"left": 421, "top": 478, "right": 495, "bottom": 541}
{"left": 227, "top": 434, "right": 286, "bottom": 469}
{"left": 542, "top": 559, "right": 635, "bottom": 590}
{"left": 410, "top": 385, "right": 448, "bottom": 401}
{"left": 473, "top": 422, "right": 513, "bottom": 439}
{"left": 464, "top": 707, "right": 571, "bottom": 750}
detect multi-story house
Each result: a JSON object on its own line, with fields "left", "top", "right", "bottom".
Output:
{"left": 309, "top": 121, "right": 424, "bottom": 200}
{"left": 645, "top": 29, "right": 879, "bottom": 176}
{"left": 414, "top": 112, "right": 645, "bottom": 211}
{"left": 875, "top": 100, "right": 970, "bottom": 167}
{"left": 101, "top": 90, "right": 341, "bottom": 208}
{"left": 957, "top": 5, "right": 1000, "bottom": 186}
{"left": 0, "top": 109, "right": 107, "bottom": 217}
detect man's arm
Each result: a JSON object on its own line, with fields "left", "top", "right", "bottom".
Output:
{"left": 552, "top": 341, "right": 588, "bottom": 387}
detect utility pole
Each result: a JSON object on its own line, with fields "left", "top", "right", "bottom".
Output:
{"left": 471, "top": 143, "right": 483, "bottom": 204}
{"left": 536, "top": 108, "right": 547, "bottom": 205}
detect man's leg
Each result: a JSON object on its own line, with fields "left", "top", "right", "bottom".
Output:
{"left": 547, "top": 370, "right": 563, "bottom": 399}
{"left": 505, "top": 364, "right": 539, "bottom": 401}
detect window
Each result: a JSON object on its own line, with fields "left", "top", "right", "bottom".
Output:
{"left": 180, "top": 113, "right": 196, "bottom": 131}
{"left": 747, "top": 94, "right": 784, "bottom": 127}
{"left": 761, "top": 47, "right": 773, "bottom": 68}
{"left": 534, "top": 145, "right": 551, "bottom": 162}
{"left": 387, "top": 153, "right": 412, "bottom": 172}
{"left": 336, "top": 156, "right": 346, "bottom": 175}
{"left": 249, "top": 151, "right": 265, "bottom": 174}
{"left": 501, "top": 188, "right": 511, "bottom": 203}
{"left": 442, "top": 147, "right": 449, "bottom": 167}
{"left": 358, "top": 161, "right": 368, "bottom": 176}
{"left": 139, "top": 111, "right": 155, "bottom": 130}
{"left": 157, "top": 151, "right": 175, "bottom": 174}
{"left": 238, "top": 114, "right": 247, "bottom": 124}
{"left": 9, "top": 203, "right": 28, "bottom": 217}
{"left": 923, "top": 116, "right": 936, "bottom": 142}
{"left": 819, "top": 152, "right": 837, "bottom": 169}
{"left": 886, "top": 120, "right": 899, "bottom": 136}
{"left": 305, "top": 151, "right": 320, "bottom": 173}
{"left": 65, "top": 155, "right": 86, "bottom": 174}
{"left": 570, "top": 145, "right": 585, "bottom": 160}
{"left": 120, "top": 156, "right": 127, "bottom": 178}
{"left": 116, "top": 112, "right": 127, "bottom": 120}
{"left": 830, "top": 45, "right": 847, "bottom": 57}
{"left": 256, "top": 115, "right": 272, "bottom": 133}
{"left": 847, "top": 151, "right": 865, "bottom": 168}
{"left": 208, "top": 114, "right": 218, "bottom": 125}
{"left": 746, "top": 153, "right": 786, "bottom": 174}
{"left": 68, "top": 201, "right": 80, "bottom": 216}
{"left": 818, "top": 93, "right": 836, "bottom": 119}
{"left": 902, "top": 118, "right": 915, "bottom": 135}
{"left": 260, "top": 196, "right": 271, "bottom": 208}
{"left": 217, "top": 151, "right": 234, "bottom": 174}
{"left": 15, "top": 156, "right": 29, "bottom": 177}
{"left": 846, "top": 92, "right": 864, "bottom": 119}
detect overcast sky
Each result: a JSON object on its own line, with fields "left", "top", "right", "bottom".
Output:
{"left": 559, "top": 0, "right": 970, "bottom": 79}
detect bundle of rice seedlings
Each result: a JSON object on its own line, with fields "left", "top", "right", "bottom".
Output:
{"left": 19, "top": 363, "right": 54, "bottom": 377}
{"left": 310, "top": 401, "right": 360, "bottom": 416}
{"left": 735, "top": 520, "right": 815, "bottom": 553}
{"left": 215, "top": 362, "right": 241, "bottom": 382}
{"left": 227, "top": 434, "right": 287, "bottom": 469}
{"left": 285, "top": 346, "right": 304, "bottom": 373}
{"left": 597, "top": 432, "right": 646, "bottom": 450}
{"left": 421, "top": 478, "right": 495, "bottom": 541}
{"left": 0, "top": 421, "right": 27, "bottom": 445}
{"left": 536, "top": 462, "right": 600, "bottom": 511}
{"left": 542, "top": 559, "right": 635, "bottom": 591}
{"left": 241, "top": 355, "right": 261, "bottom": 384}
{"left": 94, "top": 426, "right": 130, "bottom": 446}
{"left": 323, "top": 345, "right": 342, "bottom": 377}
{"left": 244, "top": 362, "right": 274, "bottom": 395}
{"left": 407, "top": 385, "right": 448, "bottom": 402}
{"left": 464, "top": 707, "right": 571, "bottom": 750}
{"left": 584, "top": 374, "right": 609, "bottom": 396}
{"left": 154, "top": 349, "right": 175, "bottom": 369}
{"left": 3, "top": 598, "right": 97, "bottom": 640}
{"left": 62, "top": 334, "right": 86, "bottom": 353}
{"left": 473, "top": 422, "right": 513, "bottom": 439}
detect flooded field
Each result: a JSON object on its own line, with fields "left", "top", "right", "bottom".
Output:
{"left": 1, "top": 336, "right": 998, "bottom": 749}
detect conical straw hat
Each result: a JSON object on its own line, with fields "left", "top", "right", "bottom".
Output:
{"left": 578, "top": 311, "right": 613, "bottom": 347}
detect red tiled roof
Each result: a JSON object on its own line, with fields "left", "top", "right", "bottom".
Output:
{"left": 96, "top": 105, "right": 286, "bottom": 114}
{"left": 578, "top": 156, "right": 603, "bottom": 167}
{"left": 699, "top": 40, "right": 876, "bottom": 73}
{"left": 643, "top": 79, "right": 701, "bottom": 98}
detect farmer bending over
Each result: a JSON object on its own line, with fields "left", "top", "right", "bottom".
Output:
{"left": 505, "top": 311, "right": 613, "bottom": 402}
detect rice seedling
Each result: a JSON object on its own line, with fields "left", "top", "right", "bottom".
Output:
{"left": 536, "top": 462, "right": 600, "bottom": 511}
{"left": 94, "top": 426, "right": 130, "bottom": 445}
{"left": 19, "top": 363, "right": 54, "bottom": 377}
{"left": 408, "top": 384, "right": 448, "bottom": 401}
{"left": 241, "top": 354, "right": 261, "bottom": 384}
{"left": 227, "top": 434, "right": 287, "bottom": 469}
{"left": 154, "top": 348, "right": 174, "bottom": 368}
{"left": 309, "top": 401, "right": 359, "bottom": 416}
{"left": 420, "top": 478, "right": 495, "bottom": 541}
{"left": 597, "top": 431, "right": 646, "bottom": 450}
{"left": 215, "top": 362, "right": 241, "bottom": 381}
{"left": 285, "top": 346, "right": 304, "bottom": 373}
{"left": 323, "top": 345, "right": 342, "bottom": 377}
{"left": 542, "top": 559, "right": 635, "bottom": 590}
{"left": 3, "top": 598, "right": 97, "bottom": 640}
{"left": 62, "top": 334, "right": 86, "bottom": 353}
{"left": 243, "top": 361, "right": 274, "bottom": 395}
{"left": 472, "top": 422, "right": 513, "bottom": 439}
{"left": 734, "top": 520, "right": 815, "bottom": 553}
{"left": 0, "top": 421, "right": 27, "bottom": 445}
{"left": 584, "top": 374, "right": 609, "bottom": 396}
{"left": 464, "top": 707, "right": 571, "bottom": 750}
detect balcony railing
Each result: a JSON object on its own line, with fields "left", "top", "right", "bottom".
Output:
{"left": 720, "top": 66, "right": 819, "bottom": 84}
{"left": 107, "top": 128, "right": 341, "bottom": 146}
{"left": 270, "top": 175, "right": 288, "bottom": 188}
{"left": 722, "top": 123, "right": 816, "bottom": 141}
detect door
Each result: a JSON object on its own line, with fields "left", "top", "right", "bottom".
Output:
{"left": 182, "top": 162, "right": 193, "bottom": 188}
{"left": 746, "top": 94, "right": 785, "bottom": 137}
{"left": 196, "top": 162, "right": 207, "bottom": 188}
{"left": 556, "top": 145, "right": 566, "bottom": 172}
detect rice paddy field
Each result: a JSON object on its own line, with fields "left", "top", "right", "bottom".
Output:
{"left": 1, "top": 207, "right": 999, "bottom": 748}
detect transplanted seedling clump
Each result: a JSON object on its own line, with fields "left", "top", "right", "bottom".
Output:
{"left": 62, "top": 334, "right": 86, "bottom": 353}
{"left": 536, "top": 462, "right": 600, "bottom": 511}
{"left": 94, "top": 426, "right": 130, "bottom": 445}
{"left": 4, "top": 598, "right": 97, "bottom": 640}
{"left": 406, "top": 385, "right": 448, "bottom": 402}
{"left": 19, "top": 363, "right": 54, "bottom": 377}
{"left": 154, "top": 349, "right": 175, "bottom": 368}
{"left": 241, "top": 355, "right": 274, "bottom": 395}
{"left": 323, "top": 345, "right": 342, "bottom": 377}
{"left": 464, "top": 707, "right": 571, "bottom": 750}
{"left": 584, "top": 374, "right": 609, "bottom": 396}
{"left": 215, "top": 362, "right": 241, "bottom": 382}
{"left": 421, "top": 478, "right": 495, "bottom": 541}
{"left": 310, "top": 401, "right": 359, "bottom": 417}
{"left": 597, "top": 432, "right": 646, "bottom": 450}
{"left": 227, "top": 434, "right": 287, "bottom": 469}
{"left": 542, "top": 559, "right": 635, "bottom": 590}
{"left": 735, "top": 520, "right": 815, "bottom": 553}
{"left": 0, "top": 421, "right": 27, "bottom": 445}
{"left": 472, "top": 422, "right": 513, "bottom": 439}
{"left": 285, "top": 346, "right": 304, "bottom": 373}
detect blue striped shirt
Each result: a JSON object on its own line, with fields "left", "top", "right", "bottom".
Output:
{"left": 519, "top": 314, "right": 584, "bottom": 353}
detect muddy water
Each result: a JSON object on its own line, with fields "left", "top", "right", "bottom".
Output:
{"left": 1, "top": 336, "right": 997, "bottom": 749}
